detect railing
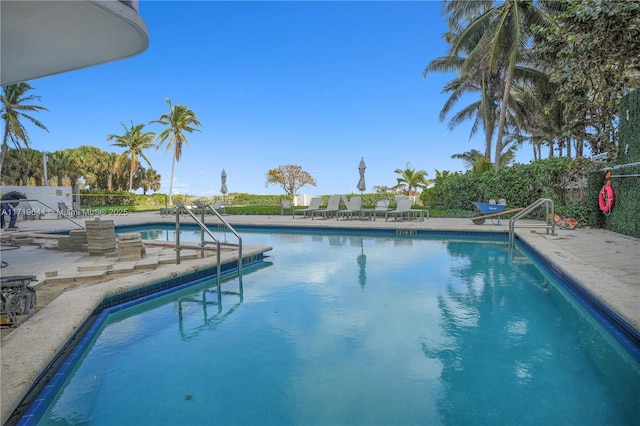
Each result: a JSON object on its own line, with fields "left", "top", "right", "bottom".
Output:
{"left": 508, "top": 198, "right": 555, "bottom": 246}
{"left": 173, "top": 201, "right": 243, "bottom": 286}
{"left": 21, "top": 199, "right": 85, "bottom": 229}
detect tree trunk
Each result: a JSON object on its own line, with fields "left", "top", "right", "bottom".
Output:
{"left": 575, "top": 138, "right": 584, "bottom": 157}
{"left": 129, "top": 162, "right": 134, "bottom": 192}
{"left": 168, "top": 150, "right": 176, "bottom": 205}
{"left": 494, "top": 64, "right": 515, "bottom": 170}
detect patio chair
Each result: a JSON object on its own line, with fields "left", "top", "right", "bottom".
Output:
{"left": 336, "top": 196, "right": 362, "bottom": 220}
{"left": 57, "top": 202, "right": 78, "bottom": 218}
{"left": 294, "top": 197, "right": 322, "bottom": 219}
{"left": 193, "top": 200, "right": 207, "bottom": 214}
{"left": 210, "top": 199, "right": 224, "bottom": 213}
{"left": 369, "top": 199, "right": 390, "bottom": 221}
{"left": 394, "top": 195, "right": 409, "bottom": 207}
{"left": 281, "top": 199, "right": 293, "bottom": 216}
{"left": 72, "top": 201, "right": 83, "bottom": 217}
{"left": 311, "top": 195, "right": 342, "bottom": 220}
{"left": 385, "top": 199, "right": 412, "bottom": 222}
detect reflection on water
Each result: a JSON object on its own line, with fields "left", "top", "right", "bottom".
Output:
{"left": 36, "top": 231, "right": 640, "bottom": 426}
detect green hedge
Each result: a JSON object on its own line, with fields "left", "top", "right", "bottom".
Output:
{"left": 433, "top": 158, "right": 595, "bottom": 222}
{"left": 617, "top": 88, "right": 640, "bottom": 165}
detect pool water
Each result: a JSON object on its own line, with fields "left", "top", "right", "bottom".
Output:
{"left": 31, "top": 229, "right": 640, "bottom": 425}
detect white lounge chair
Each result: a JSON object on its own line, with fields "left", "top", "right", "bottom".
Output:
{"left": 385, "top": 199, "right": 412, "bottom": 222}
{"left": 368, "top": 199, "right": 390, "bottom": 221}
{"left": 210, "top": 199, "right": 224, "bottom": 213}
{"left": 337, "top": 196, "right": 362, "bottom": 220}
{"left": 294, "top": 197, "right": 322, "bottom": 219}
{"left": 311, "top": 195, "right": 342, "bottom": 220}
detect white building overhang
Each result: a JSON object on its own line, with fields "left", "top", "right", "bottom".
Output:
{"left": 1, "top": 0, "right": 149, "bottom": 86}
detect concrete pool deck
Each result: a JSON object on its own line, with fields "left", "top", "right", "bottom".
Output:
{"left": 1, "top": 211, "right": 639, "bottom": 424}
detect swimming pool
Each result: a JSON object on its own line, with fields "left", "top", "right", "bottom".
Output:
{"left": 21, "top": 227, "right": 640, "bottom": 425}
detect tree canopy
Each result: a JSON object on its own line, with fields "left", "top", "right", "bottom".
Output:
{"left": 0, "top": 83, "right": 48, "bottom": 174}
{"left": 152, "top": 98, "right": 201, "bottom": 203}
{"left": 265, "top": 165, "right": 317, "bottom": 199}
{"left": 427, "top": 0, "right": 640, "bottom": 166}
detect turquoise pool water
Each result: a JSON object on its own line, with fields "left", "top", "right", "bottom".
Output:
{"left": 27, "top": 228, "right": 640, "bottom": 425}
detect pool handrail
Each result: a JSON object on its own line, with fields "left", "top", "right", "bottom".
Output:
{"left": 508, "top": 198, "right": 555, "bottom": 246}
{"left": 173, "top": 201, "right": 243, "bottom": 283}
{"left": 20, "top": 198, "right": 85, "bottom": 229}
{"left": 195, "top": 200, "right": 243, "bottom": 280}
{"left": 173, "top": 201, "right": 221, "bottom": 287}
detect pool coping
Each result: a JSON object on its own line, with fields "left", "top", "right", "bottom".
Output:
{"left": 0, "top": 243, "right": 270, "bottom": 426}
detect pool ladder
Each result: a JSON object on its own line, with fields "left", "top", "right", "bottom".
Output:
{"left": 508, "top": 198, "right": 556, "bottom": 247}
{"left": 173, "top": 200, "right": 243, "bottom": 286}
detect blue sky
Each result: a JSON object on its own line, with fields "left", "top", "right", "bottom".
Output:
{"left": 25, "top": 1, "right": 534, "bottom": 196}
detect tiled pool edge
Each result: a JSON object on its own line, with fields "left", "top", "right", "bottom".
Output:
{"left": 14, "top": 256, "right": 267, "bottom": 426}
{"left": 516, "top": 236, "right": 640, "bottom": 360}
{"left": 1, "top": 248, "right": 269, "bottom": 426}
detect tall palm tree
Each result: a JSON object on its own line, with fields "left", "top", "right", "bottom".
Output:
{"left": 107, "top": 121, "right": 156, "bottom": 191}
{"left": 425, "top": 41, "right": 500, "bottom": 160}
{"left": 0, "top": 83, "right": 49, "bottom": 174}
{"left": 152, "top": 99, "right": 201, "bottom": 204}
{"left": 447, "top": 0, "right": 550, "bottom": 170}
{"left": 393, "top": 164, "right": 430, "bottom": 196}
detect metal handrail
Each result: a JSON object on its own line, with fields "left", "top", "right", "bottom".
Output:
{"left": 19, "top": 199, "right": 85, "bottom": 229}
{"left": 508, "top": 198, "right": 555, "bottom": 246}
{"left": 173, "top": 200, "right": 244, "bottom": 284}
{"left": 174, "top": 201, "right": 221, "bottom": 287}
{"left": 196, "top": 201, "right": 243, "bottom": 279}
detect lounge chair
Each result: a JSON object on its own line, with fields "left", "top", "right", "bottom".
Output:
{"left": 385, "top": 199, "right": 412, "bottom": 222}
{"left": 193, "top": 200, "right": 207, "bottom": 214}
{"left": 368, "top": 199, "right": 390, "bottom": 221}
{"left": 294, "top": 197, "right": 322, "bottom": 219}
{"left": 210, "top": 199, "right": 224, "bottom": 213}
{"left": 336, "top": 196, "right": 362, "bottom": 220}
{"left": 72, "top": 201, "right": 83, "bottom": 217}
{"left": 281, "top": 199, "right": 293, "bottom": 216}
{"left": 394, "top": 195, "right": 409, "bottom": 207}
{"left": 57, "top": 202, "right": 78, "bottom": 218}
{"left": 311, "top": 195, "right": 342, "bottom": 220}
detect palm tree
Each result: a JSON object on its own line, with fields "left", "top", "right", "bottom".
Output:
{"left": 451, "top": 149, "right": 493, "bottom": 175}
{"left": 152, "top": 99, "right": 201, "bottom": 204}
{"left": 393, "top": 164, "right": 430, "bottom": 196}
{"left": 107, "top": 121, "right": 156, "bottom": 191}
{"left": 446, "top": 0, "right": 550, "bottom": 169}
{"left": 140, "top": 168, "right": 162, "bottom": 195}
{"left": 424, "top": 43, "right": 500, "bottom": 160}
{"left": 49, "top": 148, "right": 80, "bottom": 186}
{"left": 0, "top": 83, "right": 49, "bottom": 174}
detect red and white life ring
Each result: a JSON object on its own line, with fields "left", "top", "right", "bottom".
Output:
{"left": 598, "top": 184, "right": 614, "bottom": 214}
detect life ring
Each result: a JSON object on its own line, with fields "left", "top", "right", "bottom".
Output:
{"left": 598, "top": 184, "right": 614, "bottom": 213}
